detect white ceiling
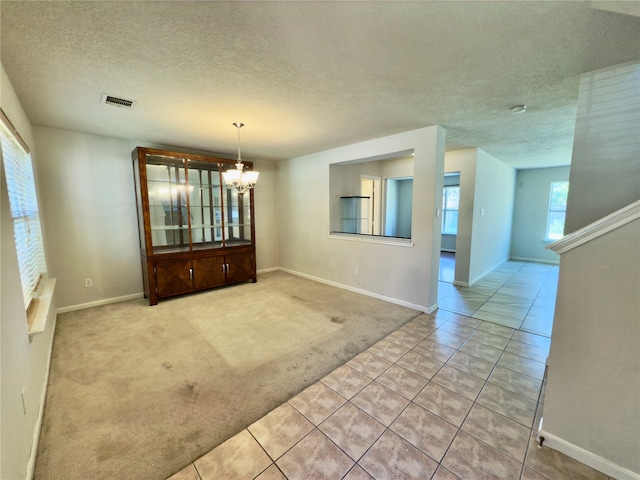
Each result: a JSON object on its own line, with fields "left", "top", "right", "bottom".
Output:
{"left": 1, "top": 1, "right": 639, "bottom": 168}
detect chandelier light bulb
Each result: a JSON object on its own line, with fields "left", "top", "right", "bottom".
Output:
{"left": 222, "top": 122, "right": 259, "bottom": 194}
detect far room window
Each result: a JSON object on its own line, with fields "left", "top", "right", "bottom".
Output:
{"left": 546, "top": 181, "right": 569, "bottom": 240}
{"left": 0, "top": 109, "right": 47, "bottom": 310}
{"left": 442, "top": 185, "right": 460, "bottom": 234}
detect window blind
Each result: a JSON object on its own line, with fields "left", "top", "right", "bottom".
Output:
{"left": 0, "top": 112, "right": 47, "bottom": 309}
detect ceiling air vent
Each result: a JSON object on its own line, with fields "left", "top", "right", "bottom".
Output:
{"left": 101, "top": 93, "right": 136, "bottom": 109}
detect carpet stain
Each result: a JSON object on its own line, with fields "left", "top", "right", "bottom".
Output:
{"left": 184, "top": 429, "right": 202, "bottom": 443}
{"left": 180, "top": 382, "right": 199, "bottom": 404}
{"left": 95, "top": 438, "right": 131, "bottom": 462}
{"left": 330, "top": 316, "right": 345, "bottom": 324}
{"left": 344, "top": 342, "right": 359, "bottom": 356}
{"left": 38, "top": 271, "right": 420, "bottom": 480}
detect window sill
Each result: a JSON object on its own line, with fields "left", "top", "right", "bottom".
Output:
{"left": 28, "top": 277, "right": 56, "bottom": 337}
{"left": 329, "top": 232, "right": 414, "bottom": 247}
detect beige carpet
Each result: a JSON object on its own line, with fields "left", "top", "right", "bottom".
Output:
{"left": 35, "top": 271, "right": 420, "bottom": 480}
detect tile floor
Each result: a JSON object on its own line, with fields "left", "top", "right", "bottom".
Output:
{"left": 438, "top": 257, "right": 558, "bottom": 337}
{"left": 168, "top": 260, "right": 610, "bottom": 480}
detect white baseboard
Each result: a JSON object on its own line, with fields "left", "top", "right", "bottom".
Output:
{"left": 538, "top": 430, "right": 640, "bottom": 480}
{"left": 467, "top": 257, "right": 511, "bottom": 286}
{"left": 279, "top": 267, "right": 436, "bottom": 314}
{"left": 57, "top": 292, "right": 144, "bottom": 314}
{"left": 257, "top": 267, "right": 280, "bottom": 274}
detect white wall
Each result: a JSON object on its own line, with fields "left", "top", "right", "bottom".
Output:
{"left": 1, "top": 65, "right": 58, "bottom": 480}
{"left": 278, "top": 126, "right": 445, "bottom": 311}
{"left": 511, "top": 167, "right": 569, "bottom": 263}
{"left": 2, "top": 63, "right": 280, "bottom": 479}
{"left": 542, "top": 60, "right": 640, "bottom": 478}
{"left": 253, "top": 159, "right": 280, "bottom": 271}
{"left": 34, "top": 128, "right": 143, "bottom": 308}
{"left": 468, "top": 149, "right": 515, "bottom": 283}
{"left": 544, "top": 219, "right": 640, "bottom": 478}
{"left": 444, "top": 149, "right": 477, "bottom": 285}
{"left": 565, "top": 60, "right": 640, "bottom": 233}
{"left": 444, "top": 148, "right": 515, "bottom": 285}
{"left": 33, "top": 127, "right": 280, "bottom": 310}
{"left": 389, "top": 178, "right": 413, "bottom": 238}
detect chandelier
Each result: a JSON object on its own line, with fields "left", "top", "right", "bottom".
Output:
{"left": 222, "top": 122, "right": 259, "bottom": 195}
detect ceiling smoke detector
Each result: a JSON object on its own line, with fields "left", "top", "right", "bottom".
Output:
{"left": 101, "top": 93, "right": 136, "bottom": 109}
{"left": 510, "top": 105, "right": 527, "bottom": 115}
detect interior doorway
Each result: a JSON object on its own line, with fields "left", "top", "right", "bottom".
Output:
{"left": 439, "top": 172, "right": 460, "bottom": 282}
{"left": 361, "top": 175, "right": 381, "bottom": 236}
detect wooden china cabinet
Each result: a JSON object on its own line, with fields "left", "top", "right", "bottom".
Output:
{"left": 132, "top": 147, "right": 257, "bottom": 305}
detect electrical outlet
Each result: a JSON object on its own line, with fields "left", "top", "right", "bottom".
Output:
{"left": 84, "top": 277, "right": 93, "bottom": 288}
{"left": 354, "top": 267, "right": 360, "bottom": 276}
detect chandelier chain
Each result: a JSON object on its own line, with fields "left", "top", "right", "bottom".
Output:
{"left": 233, "top": 121, "right": 244, "bottom": 164}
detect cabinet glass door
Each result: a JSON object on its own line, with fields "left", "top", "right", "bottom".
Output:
{"left": 145, "top": 155, "right": 189, "bottom": 252}
{"left": 224, "top": 188, "right": 252, "bottom": 246}
{"left": 188, "top": 161, "right": 223, "bottom": 250}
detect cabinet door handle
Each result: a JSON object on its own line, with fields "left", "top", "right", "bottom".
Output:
{"left": 222, "top": 264, "right": 226, "bottom": 273}
{"left": 189, "top": 268, "right": 193, "bottom": 280}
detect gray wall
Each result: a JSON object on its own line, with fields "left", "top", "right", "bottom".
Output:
{"left": 279, "top": 126, "right": 445, "bottom": 311}
{"left": 468, "top": 149, "right": 515, "bottom": 283}
{"left": 33, "top": 127, "right": 280, "bottom": 309}
{"left": 444, "top": 148, "right": 515, "bottom": 285}
{"left": 511, "top": 166, "right": 570, "bottom": 263}
{"left": 542, "top": 60, "right": 640, "bottom": 477}
{"left": 545, "top": 219, "right": 640, "bottom": 476}
{"left": 385, "top": 178, "right": 413, "bottom": 238}
{"left": 444, "top": 150, "right": 477, "bottom": 285}
{"left": 564, "top": 60, "right": 640, "bottom": 233}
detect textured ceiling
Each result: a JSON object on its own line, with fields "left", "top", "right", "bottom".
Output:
{"left": 1, "top": 1, "right": 639, "bottom": 168}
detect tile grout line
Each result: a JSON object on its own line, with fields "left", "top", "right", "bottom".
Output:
{"left": 418, "top": 315, "right": 542, "bottom": 478}
{"left": 379, "top": 316, "right": 544, "bottom": 477}
{"left": 172, "top": 260, "right": 563, "bottom": 480}
{"left": 199, "top": 309, "right": 551, "bottom": 480}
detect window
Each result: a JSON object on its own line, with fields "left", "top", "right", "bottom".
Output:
{"left": 442, "top": 185, "right": 460, "bottom": 234}
{"left": 1, "top": 110, "right": 47, "bottom": 309}
{"left": 546, "top": 181, "right": 569, "bottom": 240}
